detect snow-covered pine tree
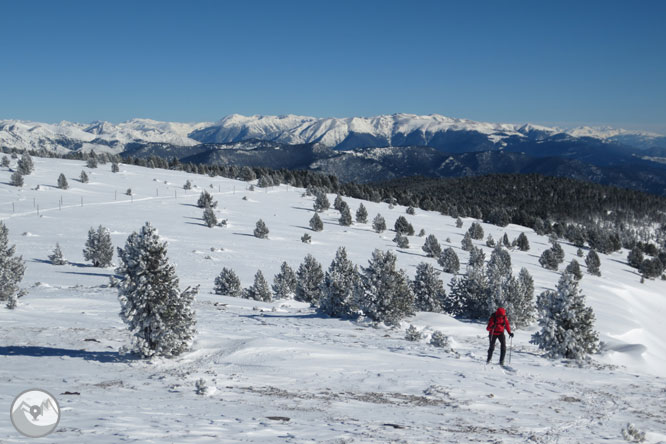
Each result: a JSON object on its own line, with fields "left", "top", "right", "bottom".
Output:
{"left": 203, "top": 205, "right": 218, "bottom": 228}
{"left": 254, "top": 219, "right": 269, "bottom": 239}
{"left": 245, "top": 270, "right": 272, "bottom": 302}
{"left": 48, "top": 243, "right": 67, "bottom": 265}
{"left": 0, "top": 222, "right": 26, "bottom": 309}
{"left": 531, "top": 272, "right": 599, "bottom": 360}
{"left": 295, "top": 254, "right": 324, "bottom": 305}
{"left": 455, "top": 217, "right": 463, "bottom": 228}
{"left": 80, "top": 170, "right": 89, "bottom": 183}
{"left": 355, "top": 203, "right": 368, "bottom": 223}
{"left": 301, "top": 233, "right": 312, "bottom": 243}
{"left": 422, "top": 234, "right": 442, "bottom": 258}
{"left": 565, "top": 259, "right": 583, "bottom": 280}
{"left": 467, "top": 222, "right": 484, "bottom": 240}
{"left": 197, "top": 190, "right": 217, "bottom": 208}
{"left": 640, "top": 257, "right": 664, "bottom": 279}
{"left": 111, "top": 162, "right": 120, "bottom": 173}
{"left": 461, "top": 232, "right": 473, "bottom": 251}
{"left": 1, "top": 155, "right": 9, "bottom": 168}
{"left": 17, "top": 153, "right": 34, "bottom": 175}
{"left": 117, "top": 222, "right": 198, "bottom": 358}
{"left": 487, "top": 246, "right": 511, "bottom": 277}
{"left": 486, "top": 234, "right": 496, "bottom": 248}
{"left": 57, "top": 173, "right": 69, "bottom": 189}
{"left": 10, "top": 171, "right": 23, "bottom": 187}
{"left": 412, "top": 262, "right": 445, "bottom": 312}
{"left": 313, "top": 190, "right": 330, "bottom": 212}
{"left": 627, "top": 247, "right": 644, "bottom": 269}
{"left": 405, "top": 324, "right": 422, "bottom": 341}
{"left": 333, "top": 194, "right": 344, "bottom": 211}
{"left": 438, "top": 247, "right": 460, "bottom": 274}
{"left": 338, "top": 202, "right": 352, "bottom": 226}
{"left": 393, "top": 232, "right": 409, "bottom": 248}
{"left": 272, "top": 261, "right": 297, "bottom": 299}
{"left": 418, "top": 228, "right": 425, "bottom": 237}
{"left": 319, "top": 247, "right": 359, "bottom": 318}
{"left": 214, "top": 267, "right": 243, "bottom": 297}
{"left": 550, "top": 240, "right": 565, "bottom": 264}
{"left": 577, "top": 248, "right": 584, "bottom": 257}
{"left": 356, "top": 249, "right": 414, "bottom": 326}
{"left": 444, "top": 262, "right": 487, "bottom": 318}
{"left": 516, "top": 232, "right": 530, "bottom": 251}
{"left": 406, "top": 206, "right": 416, "bottom": 215}
{"left": 394, "top": 216, "right": 414, "bottom": 236}
{"left": 512, "top": 267, "right": 536, "bottom": 327}
{"left": 309, "top": 212, "right": 323, "bottom": 231}
{"left": 585, "top": 249, "right": 601, "bottom": 276}
{"left": 501, "top": 233, "right": 511, "bottom": 248}
{"left": 372, "top": 214, "right": 386, "bottom": 233}
{"left": 83, "top": 225, "right": 114, "bottom": 267}
{"left": 539, "top": 248, "right": 559, "bottom": 271}
{"left": 468, "top": 246, "right": 485, "bottom": 268}
{"left": 86, "top": 156, "right": 98, "bottom": 168}
{"left": 183, "top": 179, "right": 192, "bottom": 190}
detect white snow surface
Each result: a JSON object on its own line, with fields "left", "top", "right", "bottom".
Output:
{"left": 1, "top": 114, "right": 662, "bottom": 154}
{"left": 1, "top": 157, "right": 665, "bottom": 443}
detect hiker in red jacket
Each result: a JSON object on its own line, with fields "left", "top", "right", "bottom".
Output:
{"left": 486, "top": 307, "right": 514, "bottom": 365}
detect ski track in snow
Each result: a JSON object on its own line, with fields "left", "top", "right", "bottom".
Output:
{"left": 1, "top": 157, "right": 666, "bottom": 443}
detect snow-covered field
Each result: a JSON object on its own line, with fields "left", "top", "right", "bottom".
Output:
{"left": 1, "top": 157, "right": 665, "bottom": 443}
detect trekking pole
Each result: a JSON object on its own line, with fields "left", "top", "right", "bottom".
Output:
{"left": 509, "top": 335, "right": 513, "bottom": 365}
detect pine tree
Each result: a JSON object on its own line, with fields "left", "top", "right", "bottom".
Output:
{"left": 531, "top": 272, "right": 599, "bottom": 360}
{"left": 539, "top": 249, "right": 559, "bottom": 271}
{"left": 0, "top": 222, "right": 26, "bottom": 308}
{"left": 48, "top": 243, "right": 67, "bottom": 265}
{"left": 83, "top": 225, "right": 114, "bottom": 267}
{"left": 301, "top": 233, "right": 312, "bottom": 243}
{"left": 516, "top": 232, "right": 530, "bottom": 251}
{"left": 468, "top": 246, "right": 485, "bottom": 268}
{"left": 461, "top": 232, "right": 473, "bottom": 251}
{"left": 80, "top": 170, "right": 89, "bottom": 183}
{"left": 111, "top": 162, "right": 120, "bottom": 173}
{"left": 245, "top": 270, "right": 272, "bottom": 302}
{"left": 405, "top": 324, "right": 422, "bottom": 341}
{"left": 576, "top": 248, "right": 584, "bottom": 257}
{"left": 334, "top": 194, "right": 344, "bottom": 211}
{"left": 438, "top": 247, "right": 460, "bottom": 274}
{"left": 309, "top": 213, "right": 323, "bottom": 231}
{"left": 550, "top": 240, "right": 565, "bottom": 264}
{"left": 10, "top": 171, "right": 24, "bottom": 187}
{"left": 486, "top": 234, "right": 496, "bottom": 248}
{"left": 214, "top": 267, "right": 243, "bottom": 297}
{"left": 17, "top": 153, "right": 34, "bottom": 175}
{"left": 501, "top": 233, "right": 511, "bottom": 248}
{"left": 514, "top": 267, "right": 536, "bottom": 327}
{"left": 455, "top": 217, "right": 463, "bottom": 228}
{"left": 295, "top": 254, "right": 324, "bottom": 305}
{"left": 197, "top": 190, "right": 217, "bottom": 208}
{"left": 355, "top": 203, "right": 368, "bottom": 223}
{"left": 338, "top": 202, "right": 352, "bottom": 226}
{"left": 183, "top": 179, "right": 192, "bottom": 190}
{"left": 87, "top": 156, "right": 98, "bottom": 168}
{"left": 422, "top": 234, "right": 442, "bottom": 258}
{"left": 1, "top": 156, "right": 9, "bottom": 168}
{"left": 585, "top": 249, "right": 601, "bottom": 276}
{"left": 393, "top": 232, "right": 409, "bottom": 248}
{"left": 272, "top": 262, "right": 297, "bottom": 299}
{"left": 468, "top": 222, "right": 484, "bottom": 240}
{"left": 203, "top": 206, "right": 218, "bottom": 228}
{"left": 313, "top": 191, "right": 330, "bottom": 212}
{"left": 394, "top": 216, "right": 414, "bottom": 236}
{"left": 406, "top": 206, "right": 416, "bottom": 215}
{"left": 57, "top": 173, "right": 69, "bottom": 190}
{"left": 565, "top": 259, "right": 583, "bottom": 280}
{"left": 319, "top": 247, "right": 359, "bottom": 318}
{"left": 412, "top": 262, "right": 445, "bottom": 312}
{"left": 254, "top": 219, "right": 269, "bottom": 239}
{"left": 627, "top": 247, "right": 644, "bottom": 269}
{"left": 445, "top": 262, "right": 487, "bottom": 318}
{"left": 117, "top": 222, "right": 198, "bottom": 358}
{"left": 372, "top": 214, "right": 386, "bottom": 233}
{"left": 640, "top": 257, "right": 664, "bottom": 279}
{"left": 357, "top": 249, "right": 414, "bottom": 325}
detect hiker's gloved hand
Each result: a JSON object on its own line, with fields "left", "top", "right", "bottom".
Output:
{"left": 509, "top": 332, "right": 514, "bottom": 338}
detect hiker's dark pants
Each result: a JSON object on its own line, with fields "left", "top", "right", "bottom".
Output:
{"left": 487, "top": 333, "right": 506, "bottom": 364}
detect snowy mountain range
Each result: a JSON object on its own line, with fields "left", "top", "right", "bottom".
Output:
{"left": 1, "top": 114, "right": 664, "bottom": 155}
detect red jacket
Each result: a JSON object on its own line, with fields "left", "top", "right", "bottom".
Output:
{"left": 487, "top": 308, "right": 512, "bottom": 335}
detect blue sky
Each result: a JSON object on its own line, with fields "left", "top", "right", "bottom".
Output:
{"left": 1, "top": 0, "right": 665, "bottom": 132}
